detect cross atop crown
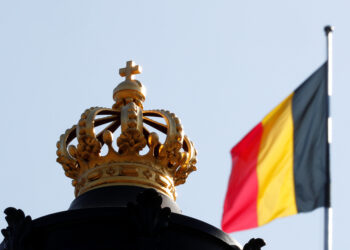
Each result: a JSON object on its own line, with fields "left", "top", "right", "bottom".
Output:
{"left": 119, "top": 60, "right": 142, "bottom": 81}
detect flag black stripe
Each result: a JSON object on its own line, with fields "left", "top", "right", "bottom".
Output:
{"left": 292, "top": 62, "right": 330, "bottom": 212}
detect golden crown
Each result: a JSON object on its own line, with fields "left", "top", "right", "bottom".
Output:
{"left": 56, "top": 61, "right": 197, "bottom": 200}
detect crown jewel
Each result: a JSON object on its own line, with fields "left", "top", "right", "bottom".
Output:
{"left": 56, "top": 60, "right": 197, "bottom": 200}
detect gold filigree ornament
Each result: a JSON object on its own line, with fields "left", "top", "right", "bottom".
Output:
{"left": 56, "top": 61, "right": 197, "bottom": 200}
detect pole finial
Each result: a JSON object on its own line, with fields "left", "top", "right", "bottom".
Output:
{"left": 324, "top": 25, "right": 334, "bottom": 35}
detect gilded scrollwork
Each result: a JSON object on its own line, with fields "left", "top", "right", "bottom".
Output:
{"left": 117, "top": 102, "right": 146, "bottom": 154}
{"left": 56, "top": 126, "right": 79, "bottom": 180}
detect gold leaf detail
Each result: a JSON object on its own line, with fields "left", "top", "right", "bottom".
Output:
{"left": 156, "top": 175, "right": 168, "bottom": 188}
{"left": 87, "top": 170, "right": 103, "bottom": 181}
{"left": 106, "top": 167, "right": 116, "bottom": 176}
{"left": 120, "top": 166, "right": 138, "bottom": 177}
{"left": 143, "top": 170, "right": 153, "bottom": 179}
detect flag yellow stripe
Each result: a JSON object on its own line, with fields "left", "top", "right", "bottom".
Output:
{"left": 257, "top": 93, "right": 297, "bottom": 226}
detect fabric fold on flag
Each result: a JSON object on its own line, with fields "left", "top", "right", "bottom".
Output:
{"left": 222, "top": 63, "right": 330, "bottom": 233}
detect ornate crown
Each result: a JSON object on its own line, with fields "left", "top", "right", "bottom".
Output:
{"left": 56, "top": 61, "right": 197, "bottom": 200}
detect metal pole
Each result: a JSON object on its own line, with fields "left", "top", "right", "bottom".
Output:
{"left": 324, "top": 25, "right": 334, "bottom": 250}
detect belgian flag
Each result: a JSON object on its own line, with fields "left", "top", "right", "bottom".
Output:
{"left": 222, "top": 63, "right": 330, "bottom": 232}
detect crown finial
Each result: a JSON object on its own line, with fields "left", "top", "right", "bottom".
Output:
{"left": 56, "top": 61, "right": 197, "bottom": 201}
{"left": 119, "top": 60, "right": 142, "bottom": 81}
{"left": 113, "top": 60, "right": 146, "bottom": 110}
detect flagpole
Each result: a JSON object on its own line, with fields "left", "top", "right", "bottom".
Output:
{"left": 324, "top": 25, "right": 334, "bottom": 250}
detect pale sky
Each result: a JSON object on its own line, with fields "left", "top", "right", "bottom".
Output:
{"left": 1, "top": 1, "right": 349, "bottom": 249}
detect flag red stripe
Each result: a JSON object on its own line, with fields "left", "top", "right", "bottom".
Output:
{"left": 222, "top": 123, "right": 263, "bottom": 232}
